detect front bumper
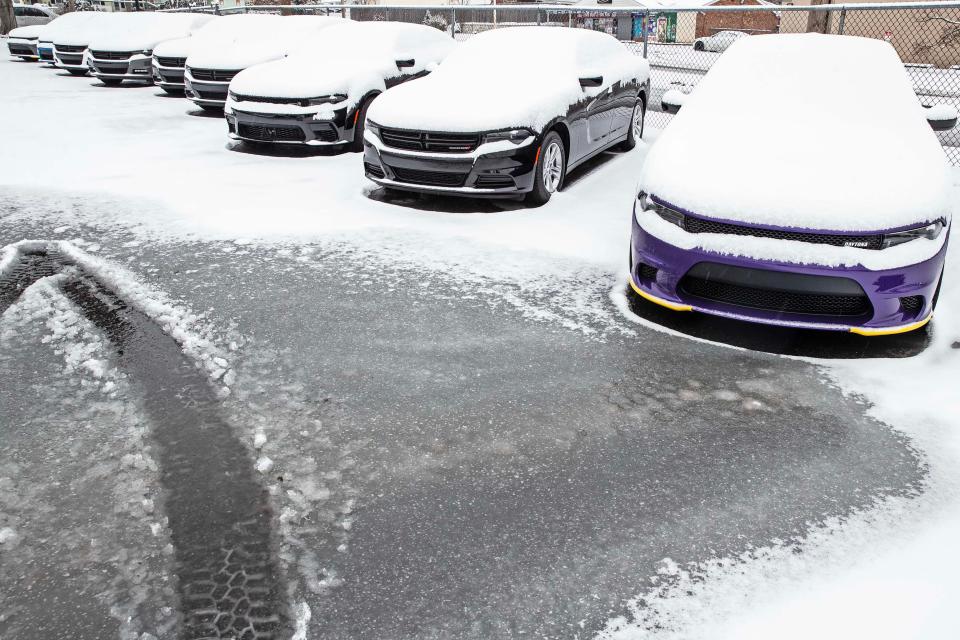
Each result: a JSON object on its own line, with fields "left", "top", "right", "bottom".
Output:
{"left": 53, "top": 48, "right": 88, "bottom": 72}
{"left": 38, "top": 43, "right": 55, "bottom": 65}
{"left": 184, "top": 75, "right": 228, "bottom": 108}
{"left": 362, "top": 129, "right": 538, "bottom": 197}
{"left": 152, "top": 61, "right": 185, "bottom": 89}
{"left": 89, "top": 54, "right": 153, "bottom": 82}
{"left": 629, "top": 208, "right": 948, "bottom": 335}
{"left": 225, "top": 107, "right": 353, "bottom": 146}
{"left": 8, "top": 39, "right": 38, "bottom": 59}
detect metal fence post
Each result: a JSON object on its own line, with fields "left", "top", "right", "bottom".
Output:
{"left": 837, "top": 8, "right": 846, "bottom": 35}
{"left": 385, "top": 7, "right": 391, "bottom": 21}
{"left": 642, "top": 11, "right": 649, "bottom": 59}
{"left": 451, "top": 8, "right": 456, "bottom": 38}
{"left": 568, "top": 10, "right": 572, "bottom": 28}
{"left": 537, "top": 9, "right": 541, "bottom": 26}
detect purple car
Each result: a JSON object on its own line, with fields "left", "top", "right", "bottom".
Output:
{"left": 631, "top": 34, "right": 955, "bottom": 336}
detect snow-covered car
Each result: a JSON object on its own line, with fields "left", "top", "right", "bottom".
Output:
{"left": 364, "top": 27, "right": 650, "bottom": 206}
{"left": 693, "top": 30, "right": 746, "bottom": 52}
{"left": 225, "top": 21, "right": 454, "bottom": 150}
{"left": 87, "top": 12, "right": 215, "bottom": 87}
{"left": 50, "top": 12, "right": 119, "bottom": 76}
{"left": 184, "top": 15, "right": 341, "bottom": 112}
{"left": 631, "top": 34, "right": 953, "bottom": 336}
{"left": 6, "top": 24, "right": 45, "bottom": 61}
{"left": 33, "top": 10, "right": 103, "bottom": 66}
{"left": 13, "top": 3, "right": 57, "bottom": 28}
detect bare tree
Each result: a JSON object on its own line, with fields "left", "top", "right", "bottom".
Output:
{"left": 806, "top": 0, "right": 831, "bottom": 35}
{"left": 915, "top": 13, "right": 960, "bottom": 56}
{"left": 0, "top": 0, "right": 16, "bottom": 36}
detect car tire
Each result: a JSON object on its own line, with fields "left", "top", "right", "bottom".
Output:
{"left": 618, "top": 98, "right": 645, "bottom": 151}
{"left": 525, "top": 131, "right": 565, "bottom": 207}
{"left": 349, "top": 97, "right": 373, "bottom": 153}
{"left": 101, "top": 78, "right": 122, "bottom": 86}
{"left": 694, "top": 41, "right": 705, "bottom": 51}
{"left": 67, "top": 69, "right": 87, "bottom": 76}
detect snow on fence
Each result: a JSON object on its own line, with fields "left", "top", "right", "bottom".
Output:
{"left": 163, "top": 1, "right": 960, "bottom": 164}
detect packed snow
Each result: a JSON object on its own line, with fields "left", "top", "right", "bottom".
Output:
{"left": 640, "top": 34, "right": 953, "bottom": 232}
{"left": 8, "top": 24, "right": 46, "bottom": 41}
{"left": 227, "top": 21, "right": 453, "bottom": 112}
{"left": 367, "top": 26, "right": 649, "bottom": 132}
{"left": 85, "top": 12, "right": 214, "bottom": 53}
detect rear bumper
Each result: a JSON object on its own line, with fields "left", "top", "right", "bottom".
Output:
{"left": 362, "top": 130, "right": 538, "bottom": 197}
{"left": 89, "top": 54, "right": 152, "bottom": 82}
{"left": 225, "top": 108, "right": 354, "bottom": 146}
{"left": 629, "top": 207, "right": 948, "bottom": 334}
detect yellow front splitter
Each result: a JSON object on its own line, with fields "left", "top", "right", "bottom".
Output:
{"left": 628, "top": 277, "right": 693, "bottom": 312}
{"left": 849, "top": 314, "right": 932, "bottom": 336}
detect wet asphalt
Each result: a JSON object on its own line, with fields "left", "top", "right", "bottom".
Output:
{"left": 0, "top": 194, "right": 926, "bottom": 640}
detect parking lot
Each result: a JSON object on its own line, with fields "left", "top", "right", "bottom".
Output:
{"left": 1, "top": 33, "right": 959, "bottom": 640}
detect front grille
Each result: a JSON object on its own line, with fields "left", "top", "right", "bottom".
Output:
{"left": 9, "top": 44, "right": 33, "bottom": 55}
{"left": 195, "top": 89, "right": 226, "bottom": 101}
{"left": 364, "top": 162, "right": 385, "bottom": 179}
{"left": 58, "top": 54, "right": 83, "bottom": 65}
{"left": 900, "top": 295, "right": 923, "bottom": 313}
{"left": 90, "top": 50, "right": 136, "bottom": 61}
{"left": 190, "top": 68, "right": 241, "bottom": 82}
{"left": 160, "top": 72, "right": 184, "bottom": 84}
{"left": 682, "top": 214, "right": 884, "bottom": 250}
{"left": 232, "top": 93, "right": 304, "bottom": 106}
{"left": 380, "top": 128, "right": 480, "bottom": 153}
{"left": 474, "top": 174, "right": 516, "bottom": 189}
{"left": 94, "top": 63, "right": 129, "bottom": 73}
{"left": 680, "top": 276, "right": 871, "bottom": 316}
{"left": 389, "top": 166, "right": 468, "bottom": 187}
{"left": 55, "top": 44, "right": 86, "bottom": 53}
{"left": 156, "top": 56, "right": 186, "bottom": 68}
{"left": 237, "top": 123, "right": 305, "bottom": 143}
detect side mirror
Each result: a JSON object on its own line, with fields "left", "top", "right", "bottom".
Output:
{"left": 661, "top": 89, "right": 686, "bottom": 114}
{"left": 924, "top": 104, "right": 958, "bottom": 131}
{"left": 396, "top": 58, "right": 415, "bottom": 69}
{"left": 579, "top": 76, "right": 603, "bottom": 88}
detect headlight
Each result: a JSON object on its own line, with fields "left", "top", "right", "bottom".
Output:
{"left": 483, "top": 129, "right": 533, "bottom": 144}
{"left": 303, "top": 94, "right": 346, "bottom": 107}
{"left": 638, "top": 191, "right": 685, "bottom": 228}
{"left": 881, "top": 219, "right": 946, "bottom": 249}
{"left": 366, "top": 119, "right": 380, "bottom": 136}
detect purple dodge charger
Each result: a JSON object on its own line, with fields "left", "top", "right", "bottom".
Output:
{"left": 630, "top": 34, "right": 955, "bottom": 336}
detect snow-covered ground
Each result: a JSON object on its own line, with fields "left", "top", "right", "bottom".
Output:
{"left": 2, "top": 46, "right": 960, "bottom": 638}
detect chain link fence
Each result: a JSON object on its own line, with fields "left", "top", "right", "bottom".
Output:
{"left": 164, "top": 2, "right": 960, "bottom": 164}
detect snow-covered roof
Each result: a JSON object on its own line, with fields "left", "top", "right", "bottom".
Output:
{"left": 640, "top": 34, "right": 952, "bottom": 233}
{"left": 83, "top": 13, "right": 213, "bottom": 51}
{"left": 368, "top": 26, "right": 648, "bottom": 133}
{"left": 9, "top": 24, "right": 47, "bottom": 39}
{"left": 185, "top": 15, "right": 340, "bottom": 71}
{"left": 36, "top": 11, "right": 103, "bottom": 44}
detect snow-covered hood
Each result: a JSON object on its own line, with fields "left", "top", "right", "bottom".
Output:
{"left": 641, "top": 34, "right": 952, "bottom": 233}
{"left": 230, "top": 55, "right": 397, "bottom": 102}
{"left": 9, "top": 24, "right": 46, "bottom": 40}
{"left": 46, "top": 12, "right": 108, "bottom": 46}
{"left": 367, "top": 26, "right": 647, "bottom": 133}
{"left": 154, "top": 35, "right": 194, "bottom": 60}
{"left": 87, "top": 13, "right": 212, "bottom": 52}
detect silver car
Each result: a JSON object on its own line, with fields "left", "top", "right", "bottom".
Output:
{"left": 7, "top": 25, "right": 43, "bottom": 61}
{"left": 13, "top": 3, "right": 57, "bottom": 28}
{"left": 693, "top": 30, "right": 747, "bottom": 53}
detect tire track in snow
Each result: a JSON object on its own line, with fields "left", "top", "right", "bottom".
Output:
{"left": 0, "top": 244, "right": 291, "bottom": 640}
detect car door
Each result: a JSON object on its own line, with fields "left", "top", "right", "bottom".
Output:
{"left": 606, "top": 79, "right": 637, "bottom": 141}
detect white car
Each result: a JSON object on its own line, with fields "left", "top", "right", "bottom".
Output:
{"left": 34, "top": 10, "right": 103, "bottom": 66}
{"left": 13, "top": 3, "right": 57, "bottom": 28}
{"left": 184, "top": 15, "right": 341, "bottom": 112}
{"left": 7, "top": 24, "right": 45, "bottom": 61}
{"left": 693, "top": 30, "right": 747, "bottom": 53}
{"left": 225, "top": 21, "right": 454, "bottom": 150}
{"left": 364, "top": 27, "right": 649, "bottom": 205}
{"left": 632, "top": 34, "right": 954, "bottom": 335}
{"left": 87, "top": 12, "right": 214, "bottom": 87}
{"left": 50, "top": 12, "right": 119, "bottom": 76}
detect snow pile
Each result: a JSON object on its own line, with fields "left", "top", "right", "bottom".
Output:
{"left": 228, "top": 21, "right": 453, "bottom": 112}
{"left": 640, "top": 34, "right": 952, "bottom": 232}
{"left": 185, "top": 15, "right": 341, "bottom": 72}
{"left": 367, "top": 26, "right": 649, "bottom": 132}
{"left": 85, "top": 12, "right": 214, "bottom": 52}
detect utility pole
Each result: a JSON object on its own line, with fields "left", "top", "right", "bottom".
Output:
{"left": 0, "top": 0, "right": 16, "bottom": 36}
{"left": 806, "top": 0, "right": 832, "bottom": 34}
